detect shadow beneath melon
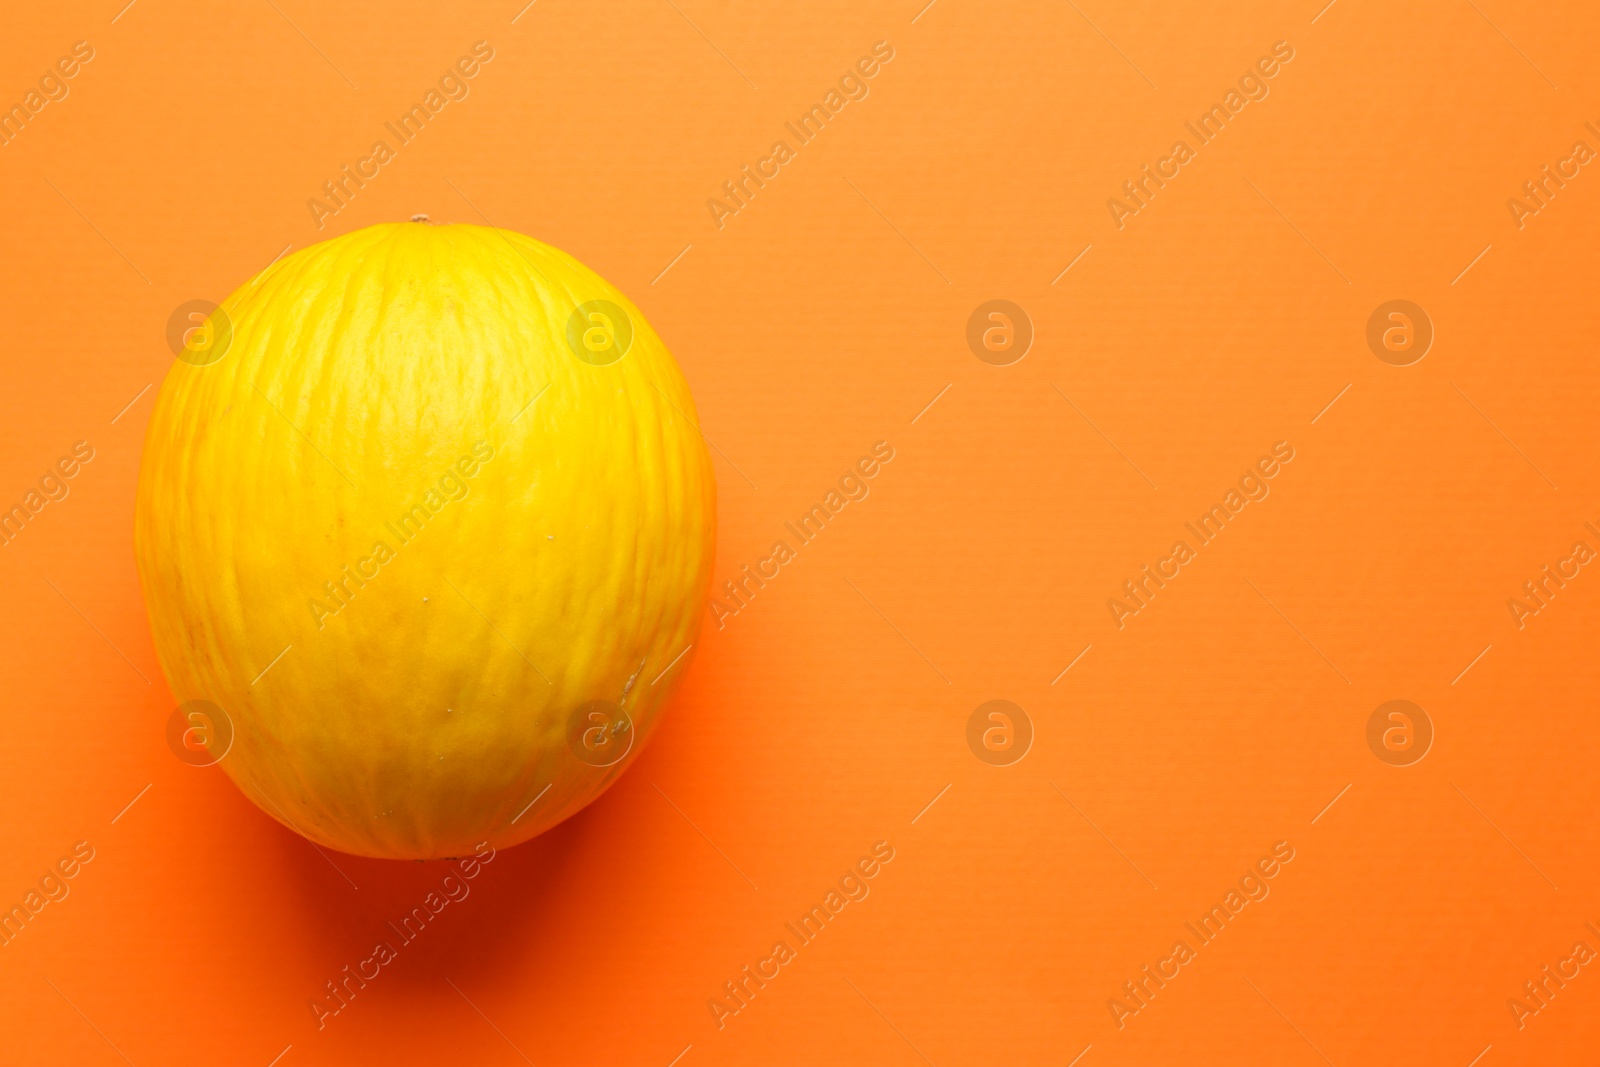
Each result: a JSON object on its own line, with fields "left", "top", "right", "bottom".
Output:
{"left": 264, "top": 768, "right": 673, "bottom": 1036}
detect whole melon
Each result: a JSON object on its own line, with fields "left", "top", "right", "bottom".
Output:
{"left": 135, "top": 220, "right": 716, "bottom": 859}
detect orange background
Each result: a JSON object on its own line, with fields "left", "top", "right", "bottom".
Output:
{"left": 3, "top": 0, "right": 1599, "bottom": 1063}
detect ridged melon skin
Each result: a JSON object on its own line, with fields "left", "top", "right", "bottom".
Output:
{"left": 134, "top": 221, "right": 716, "bottom": 859}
